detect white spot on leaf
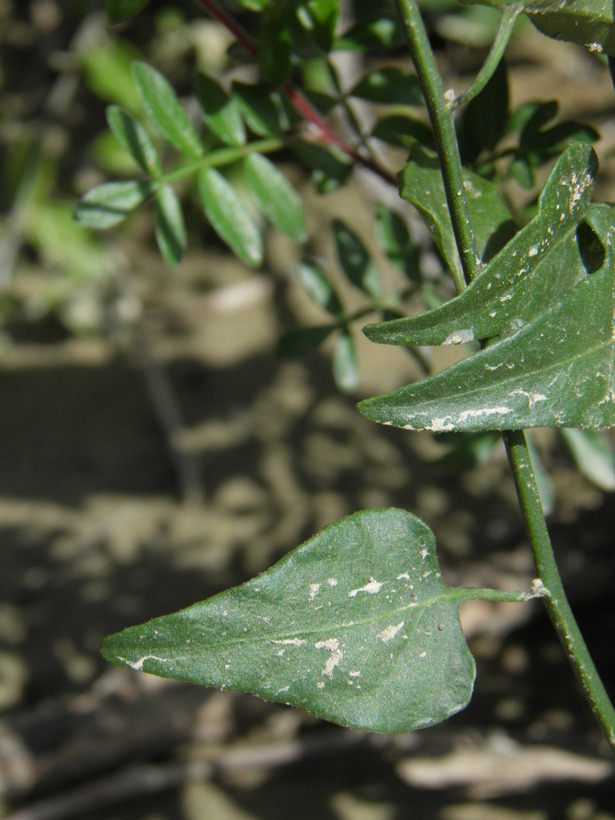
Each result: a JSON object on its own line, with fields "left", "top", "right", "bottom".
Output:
{"left": 377, "top": 621, "right": 405, "bottom": 643}
{"left": 349, "top": 577, "right": 384, "bottom": 597}
{"left": 308, "top": 583, "right": 321, "bottom": 601}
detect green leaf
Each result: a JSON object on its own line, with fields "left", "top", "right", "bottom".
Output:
{"left": 371, "top": 115, "right": 434, "bottom": 149}
{"left": 299, "top": 0, "right": 340, "bottom": 51}
{"left": 132, "top": 61, "right": 203, "bottom": 159}
{"left": 198, "top": 168, "right": 263, "bottom": 267}
{"left": 335, "top": 16, "right": 405, "bottom": 51}
{"left": 333, "top": 220, "right": 381, "bottom": 300}
{"left": 333, "top": 330, "right": 359, "bottom": 392}
{"left": 75, "top": 180, "right": 155, "bottom": 229}
{"left": 107, "top": 106, "right": 162, "bottom": 176}
{"left": 561, "top": 428, "right": 615, "bottom": 491}
{"left": 457, "top": 58, "right": 509, "bottom": 165}
{"left": 296, "top": 261, "right": 343, "bottom": 316}
{"left": 399, "top": 143, "right": 516, "bottom": 281}
{"left": 101, "top": 508, "right": 476, "bottom": 733}
{"left": 350, "top": 67, "right": 423, "bottom": 105}
{"left": 232, "top": 82, "right": 289, "bottom": 138}
{"left": 244, "top": 154, "right": 306, "bottom": 241}
{"left": 79, "top": 40, "right": 142, "bottom": 113}
{"left": 459, "top": 0, "right": 615, "bottom": 56}
{"left": 277, "top": 324, "right": 337, "bottom": 357}
{"left": 155, "top": 185, "right": 186, "bottom": 268}
{"left": 375, "top": 205, "right": 420, "bottom": 281}
{"left": 293, "top": 141, "right": 353, "bottom": 192}
{"left": 359, "top": 215, "right": 615, "bottom": 432}
{"left": 259, "top": 15, "right": 292, "bottom": 86}
{"left": 365, "top": 143, "right": 596, "bottom": 347}
{"left": 525, "top": 432, "right": 555, "bottom": 515}
{"left": 195, "top": 74, "right": 246, "bottom": 147}
{"left": 236, "top": 0, "right": 269, "bottom": 9}
{"left": 107, "top": 0, "right": 151, "bottom": 23}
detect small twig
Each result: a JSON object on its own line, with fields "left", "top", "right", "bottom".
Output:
{"left": 7, "top": 732, "right": 366, "bottom": 820}
{"left": 131, "top": 330, "right": 204, "bottom": 504}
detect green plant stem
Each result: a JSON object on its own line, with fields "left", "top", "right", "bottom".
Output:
{"left": 452, "top": 4, "right": 521, "bottom": 109}
{"left": 163, "top": 136, "right": 288, "bottom": 183}
{"left": 503, "top": 430, "right": 615, "bottom": 752}
{"left": 396, "top": 0, "right": 615, "bottom": 753}
{"left": 395, "top": 0, "right": 479, "bottom": 292}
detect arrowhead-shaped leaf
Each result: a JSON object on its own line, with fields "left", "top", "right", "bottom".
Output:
{"left": 365, "top": 143, "right": 597, "bottom": 347}
{"left": 101, "top": 508, "right": 476, "bottom": 733}
{"left": 400, "top": 143, "right": 516, "bottom": 283}
{"left": 198, "top": 168, "right": 263, "bottom": 267}
{"left": 132, "top": 62, "right": 203, "bottom": 160}
{"left": 359, "top": 218, "right": 615, "bottom": 432}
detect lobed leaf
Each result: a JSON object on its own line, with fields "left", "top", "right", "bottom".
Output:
{"left": 101, "top": 508, "right": 476, "bottom": 733}
{"left": 132, "top": 62, "right": 203, "bottom": 160}
{"left": 107, "top": 106, "right": 162, "bottom": 176}
{"left": 198, "top": 168, "right": 263, "bottom": 267}
{"left": 75, "top": 180, "right": 155, "bottom": 229}
{"left": 359, "top": 206, "right": 615, "bottom": 432}
{"left": 365, "top": 143, "right": 596, "bottom": 347}
{"left": 244, "top": 154, "right": 306, "bottom": 241}
{"left": 155, "top": 185, "right": 186, "bottom": 268}
{"left": 399, "top": 143, "right": 516, "bottom": 283}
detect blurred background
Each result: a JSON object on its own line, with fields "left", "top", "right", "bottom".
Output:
{"left": 1, "top": 1, "right": 615, "bottom": 817}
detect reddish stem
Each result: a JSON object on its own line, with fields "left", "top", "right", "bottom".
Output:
{"left": 195, "top": 0, "right": 397, "bottom": 187}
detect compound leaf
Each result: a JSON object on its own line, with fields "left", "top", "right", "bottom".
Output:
{"left": 350, "top": 67, "right": 423, "bottom": 105}
{"left": 400, "top": 143, "right": 516, "bottom": 283}
{"left": 244, "top": 153, "right": 306, "bottom": 241}
{"left": 333, "top": 330, "right": 359, "bottom": 392}
{"left": 132, "top": 61, "right": 203, "bottom": 159}
{"left": 198, "top": 168, "right": 263, "bottom": 267}
{"left": 155, "top": 185, "right": 186, "bottom": 268}
{"left": 101, "top": 508, "right": 476, "bottom": 733}
{"left": 296, "top": 262, "right": 343, "bottom": 317}
{"left": 75, "top": 179, "right": 155, "bottom": 229}
{"left": 107, "top": 105, "right": 162, "bottom": 176}
{"left": 195, "top": 73, "right": 246, "bottom": 147}
{"left": 333, "top": 220, "right": 382, "bottom": 301}
{"left": 365, "top": 143, "right": 596, "bottom": 347}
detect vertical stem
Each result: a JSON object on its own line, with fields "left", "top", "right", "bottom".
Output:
{"left": 395, "top": 0, "right": 479, "bottom": 291}
{"left": 395, "top": 0, "right": 615, "bottom": 753}
{"left": 504, "top": 430, "right": 615, "bottom": 751}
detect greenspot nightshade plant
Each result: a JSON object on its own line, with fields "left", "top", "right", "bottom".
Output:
{"left": 88, "top": 0, "right": 615, "bottom": 752}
